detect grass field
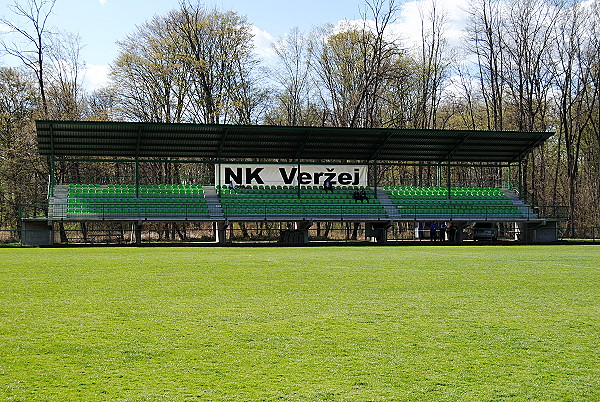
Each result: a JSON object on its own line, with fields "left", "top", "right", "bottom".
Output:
{"left": 0, "top": 245, "right": 598, "bottom": 401}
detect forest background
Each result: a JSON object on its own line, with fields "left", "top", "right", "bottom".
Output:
{"left": 1, "top": 0, "right": 599, "bottom": 234}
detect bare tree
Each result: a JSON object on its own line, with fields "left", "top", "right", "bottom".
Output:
{"left": 47, "top": 30, "right": 85, "bottom": 119}
{"left": 111, "top": 12, "right": 192, "bottom": 123}
{"left": 357, "top": 0, "right": 401, "bottom": 128}
{"left": 313, "top": 0, "right": 400, "bottom": 129}
{"left": 466, "top": 0, "right": 506, "bottom": 130}
{"left": 0, "top": 67, "right": 46, "bottom": 228}
{"left": 504, "top": 0, "right": 562, "bottom": 205}
{"left": 379, "top": 53, "right": 419, "bottom": 129}
{"left": 112, "top": 1, "right": 262, "bottom": 126}
{"left": 503, "top": 0, "right": 559, "bottom": 132}
{"left": 415, "top": 0, "right": 450, "bottom": 129}
{"left": 0, "top": 0, "right": 56, "bottom": 116}
{"left": 175, "top": 1, "right": 258, "bottom": 124}
{"left": 588, "top": 0, "right": 600, "bottom": 223}
{"left": 269, "top": 27, "right": 314, "bottom": 126}
{"left": 551, "top": 1, "right": 599, "bottom": 226}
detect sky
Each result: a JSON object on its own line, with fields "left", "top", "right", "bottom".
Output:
{"left": 0, "top": 0, "right": 472, "bottom": 91}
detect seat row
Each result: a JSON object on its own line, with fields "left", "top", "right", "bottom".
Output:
{"left": 219, "top": 187, "right": 375, "bottom": 196}
{"left": 396, "top": 205, "right": 522, "bottom": 216}
{"left": 396, "top": 199, "right": 513, "bottom": 206}
{"left": 68, "top": 197, "right": 207, "bottom": 205}
{"left": 70, "top": 183, "right": 204, "bottom": 189}
{"left": 387, "top": 191, "right": 505, "bottom": 198}
{"left": 384, "top": 186, "right": 504, "bottom": 197}
{"left": 70, "top": 188, "right": 204, "bottom": 196}
{"left": 387, "top": 194, "right": 507, "bottom": 201}
{"left": 220, "top": 193, "right": 363, "bottom": 200}
{"left": 66, "top": 205, "right": 211, "bottom": 215}
{"left": 383, "top": 186, "right": 501, "bottom": 192}
{"left": 218, "top": 185, "right": 370, "bottom": 191}
{"left": 224, "top": 198, "right": 371, "bottom": 205}
{"left": 71, "top": 192, "right": 205, "bottom": 200}
{"left": 224, "top": 203, "right": 386, "bottom": 216}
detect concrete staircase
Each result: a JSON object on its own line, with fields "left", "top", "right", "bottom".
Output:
{"left": 375, "top": 188, "right": 401, "bottom": 220}
{"left": 202, "top": 186, "right": 225, "bottom": 220}
{"left": 501, "top": 189, "right": 538, "bottom": 219}
{"left": 48, "top": 185, "right": 68, "bottom": 220}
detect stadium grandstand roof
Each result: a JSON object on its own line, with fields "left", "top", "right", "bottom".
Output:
{"left": 36, "top": 120, "right": 553, "bottom": 164}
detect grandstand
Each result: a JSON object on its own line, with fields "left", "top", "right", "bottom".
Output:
{"left": 20, "top": 120, "right": 564, "bottom": 245}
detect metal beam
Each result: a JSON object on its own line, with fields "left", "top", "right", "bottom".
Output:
{"left": 368, "top": 129, "right": 394, "bottom": 162}
{"left": 438, "top": 131, "right": 472, "bottom": 163}
{"left": 294, "top": 130, "right": 312, "bottom": 160}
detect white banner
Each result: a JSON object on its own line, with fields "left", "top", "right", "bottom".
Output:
{"left": 216, "top": 164, "right": 368, "bottom": 187}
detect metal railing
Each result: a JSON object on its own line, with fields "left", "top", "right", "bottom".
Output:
{"left": 558, "top": 226, "right": 600, "bottom": 241}
{"left": 18, "top": 201, "right": 568, "bottom": 222}
{"left": 220, "top": 203, "right": 387, "bottom": 221}
{"left": 531, "top": 205, "right": 569, "bottom": 220}
{"left": 56, "top": 175, "right": 213, "bottom": 186}
{"left": 6, "top": 226, "right": 600, "bottom": 246}
{"left": 391, "top": 179, "right": 513, "bottom": 189}
{"left": 20, "top": 203, "right": 221, "bottom": 221}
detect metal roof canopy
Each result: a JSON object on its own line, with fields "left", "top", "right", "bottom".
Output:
{"left": 36, "top": 120, "right": 553, "bottom": 164}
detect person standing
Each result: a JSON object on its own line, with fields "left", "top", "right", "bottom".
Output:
{"left": 429, "top": 222, "right": 438, "bottom": 241}
{"left": 448, "top": 222, "right": 456, "bottom": 243}
{"left": 440, "top": 222, "right": 447, "bottom": 242}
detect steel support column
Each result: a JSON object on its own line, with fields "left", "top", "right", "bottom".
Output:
{"left": 446, "top": 160, "right": 452, "bottom": 199}
{"left": 374, "top": 162, "right": 379, "bottom": 199}
{"left": 135, "top": 127, "right": 141, "bottom": 198}
{"left": 49, "top": 124, "right": 55, "bottom": 197}
{"left": 518, "top": 161, "right": 523, "bottom": 198}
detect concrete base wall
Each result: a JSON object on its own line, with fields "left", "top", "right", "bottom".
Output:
{"left": 366, "top": 222, "right": 392, "bottom": 244}
{"left": 515, "top": 221, "right": 558, "bottom": 243}
{"left": 279, "top": 229, "right": 309, "bottom": 244}
{"left": 21, "top": 220, "right": 53, "bottom": 246}
{"left": 278, "top": 221, "right": 312, "bottom": 244}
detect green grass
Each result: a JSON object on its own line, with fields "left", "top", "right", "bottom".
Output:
{"left": 0, "top": 246, "right": 598, "bottom": 401}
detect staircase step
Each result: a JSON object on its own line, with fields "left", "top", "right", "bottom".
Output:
{"left": 375, "top": 188, "right": 401, "bottom": 218}
{"left": 202, "top": 186, "right": 225, "bottom": 219}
